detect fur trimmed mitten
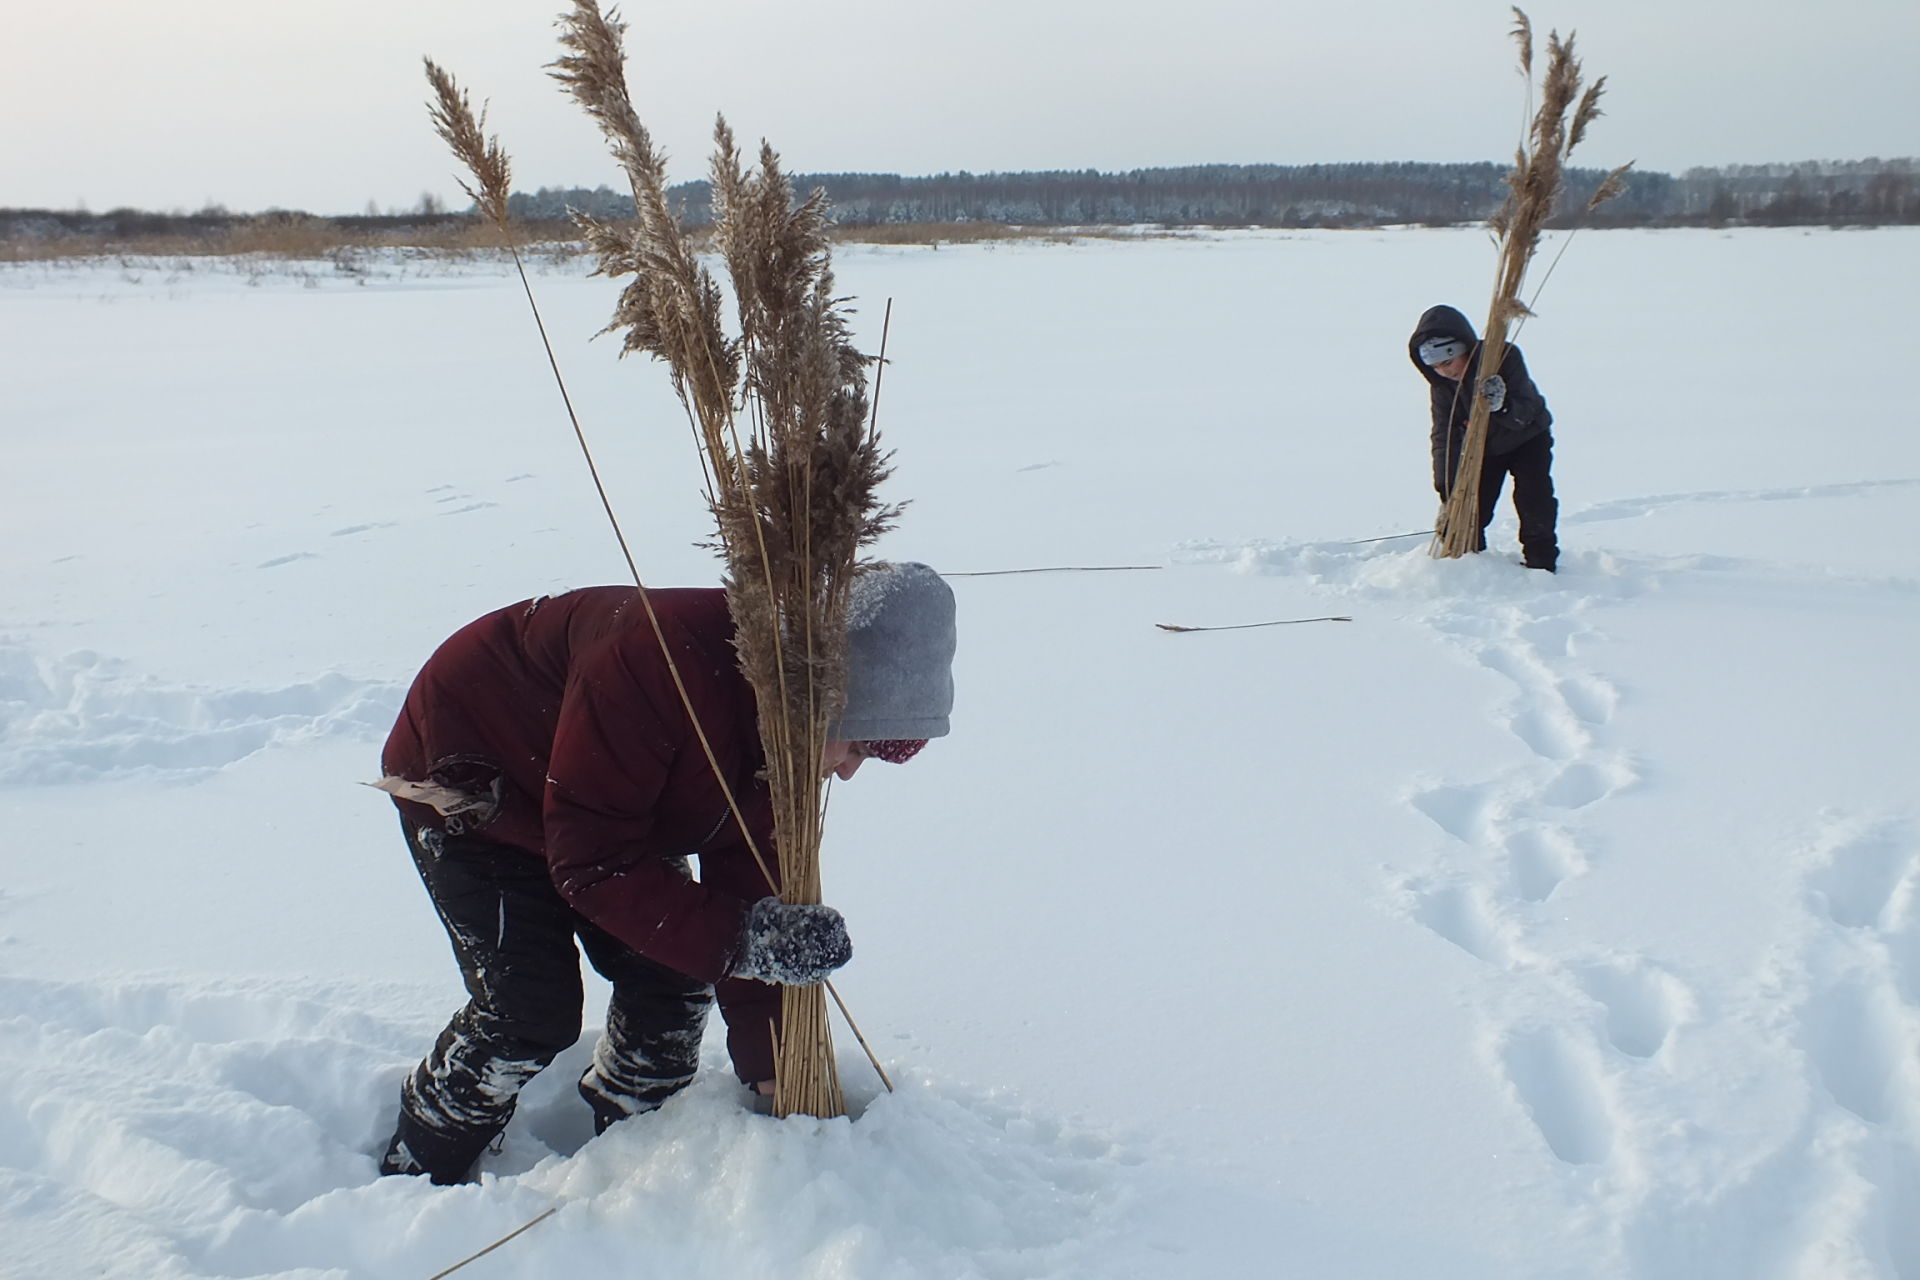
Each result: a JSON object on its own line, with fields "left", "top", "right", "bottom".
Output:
{"left": 1479, "top": 374, "right": 1507, "bottom": 413}
{"left": 731, "top": 897, "right": 852, "bottom": 986}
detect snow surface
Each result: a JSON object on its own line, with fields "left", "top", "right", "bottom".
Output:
{"left": 3, "top": 226, "right": 1919, "bottom": 1279}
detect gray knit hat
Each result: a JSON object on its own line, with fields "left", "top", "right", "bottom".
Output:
{"left": 830, "top": 561, "right": 956, "bottom": 740}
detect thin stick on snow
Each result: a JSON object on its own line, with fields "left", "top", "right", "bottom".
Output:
{"left": 1156, "top": 616, "right": 1353, "bottom": 633}
{"left": 945, "top": 565, "right": 1163, "bottom": 577}
{"left": 426, "top": 1206, "right": 559, "bottom": 1280}
{"left": 1347, "top": 530, "right": 1434, "bottom": 545}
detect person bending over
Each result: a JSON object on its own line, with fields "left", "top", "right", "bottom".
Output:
{"left": 374, "top": 561, "right": 957, "bottom": 1184}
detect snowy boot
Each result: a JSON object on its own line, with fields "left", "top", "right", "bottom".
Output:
{"left": 377, "top": 1015, "right": 550, "bottom": 1183}
{"left": 378, "top": 1105, "right": 502, "bottom": 1186}
{"left": 576, "top": 990, "right": 709, "bottom": 1135}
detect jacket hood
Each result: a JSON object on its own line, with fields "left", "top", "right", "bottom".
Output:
{"left": 1409, "top": 304, "right": 1479, "bottom": 385}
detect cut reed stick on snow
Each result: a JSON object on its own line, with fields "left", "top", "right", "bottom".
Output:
{"left": 424, "top": 1207, "right": 559, "bottom": 1280}
{"left": 1348, "top": 530, "right": 1435, "bottom": 545}
{"left": 944, "top": 564, "right": 1163, "bottom": 577}
{"left": 553, "top": 0, "right": 896, "bottom": 1120}
{"left": 1433, "top": 10, "right": 1624, "bottom": 560}
{"left": 1156, "top": 616, "right": 1353, "bottom": 633}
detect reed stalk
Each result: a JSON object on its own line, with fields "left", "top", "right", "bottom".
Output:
{"left": 1433, "top": 9, "right": 1628, "bottom": 559}
{"left": 424, "top": 56, "right": 774, "bottom": 889}
{"left": 553, "top": 0, "right": 896, "bottom": 1120}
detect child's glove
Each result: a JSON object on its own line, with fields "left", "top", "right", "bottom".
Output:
{"left": 1479, "top": 374, "right": 1507, "bottom": 413}
{"left": 731, "top": 898, "right": 852, "bottom": 986}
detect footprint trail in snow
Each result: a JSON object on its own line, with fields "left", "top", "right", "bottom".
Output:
{"left": 1181, "top": 526, "right": 1920, "bottom": 1277}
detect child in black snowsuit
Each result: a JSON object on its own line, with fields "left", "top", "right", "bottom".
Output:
{"left": 1409, "top": 304, "right": 1558, "bottom": 572}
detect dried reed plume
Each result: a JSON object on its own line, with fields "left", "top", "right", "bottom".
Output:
{"left": 1433, "top": 9, "right": 1627, "bottom": 559}
{"left": 554, "top": 0, "right": 896, "bottom": 1120}
{"left": 424, "top": 60, "right": 511, "bottom": 227}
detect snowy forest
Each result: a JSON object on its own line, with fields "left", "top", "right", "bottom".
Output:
{"left": 4, "top": 157, "right": 1916, "bottom": 248}
{"left": 574, "top": 157, "right": 1920, "bottom": 228}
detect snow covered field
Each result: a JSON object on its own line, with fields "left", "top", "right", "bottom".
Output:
{"left": 3, "top": 226, "right": 1919, "bottom": 1279}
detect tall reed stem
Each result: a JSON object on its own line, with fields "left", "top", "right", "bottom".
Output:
{"left": 1433, "top": 11, "right": 1623, "bottom": 559}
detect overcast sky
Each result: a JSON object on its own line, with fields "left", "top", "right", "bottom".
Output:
{"left": 6, "top": 0, "right": 1916, "bottom": 215}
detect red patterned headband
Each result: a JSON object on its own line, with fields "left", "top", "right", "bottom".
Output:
{"left": 863, "top": 739, "right": 928, "bottom": 765}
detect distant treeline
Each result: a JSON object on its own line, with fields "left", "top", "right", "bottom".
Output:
{"left": 0, "top": 208, "right": 503, "bottom": 245}
{"left": 6, "top": 157, "right": 1916, "bottom": 250}
{"left": 508, "top": 157, "right": 1920, "bottom": 228}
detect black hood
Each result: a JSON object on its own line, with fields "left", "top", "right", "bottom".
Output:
{"left": 1409, "top": 304, "right": 1479, "bottom": 386}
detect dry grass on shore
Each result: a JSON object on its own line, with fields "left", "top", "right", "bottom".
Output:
{"left": 2, "top": 216, "right": 1178, "bottom": 265}
{"left": 0, "top": 217, "right": 575, "bottom": 264}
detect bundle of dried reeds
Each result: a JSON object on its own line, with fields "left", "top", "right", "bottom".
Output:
{"left": 552, "top": 0, "right": 894, "bottom": 1120}
{"left": 1433, "top": 8, "right": 1629, "bottom": 559}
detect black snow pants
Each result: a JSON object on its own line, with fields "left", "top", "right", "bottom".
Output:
{"left": 1455, "top": 430, "right": 1558, "bottom": 570}
{"left": 379, "top": 819, "right": 712, "bottom": 1184}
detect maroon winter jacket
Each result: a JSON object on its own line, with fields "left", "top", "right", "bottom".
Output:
{"left": 382, "top": 586, "right": 783, "bottom": 1080}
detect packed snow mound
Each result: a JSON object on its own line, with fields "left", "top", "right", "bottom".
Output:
{"left": 0, "top": 973, "right": 1142, "bottom": 1280}
{"left": 0, "top": 642, "right": 397, "bottom": 783}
